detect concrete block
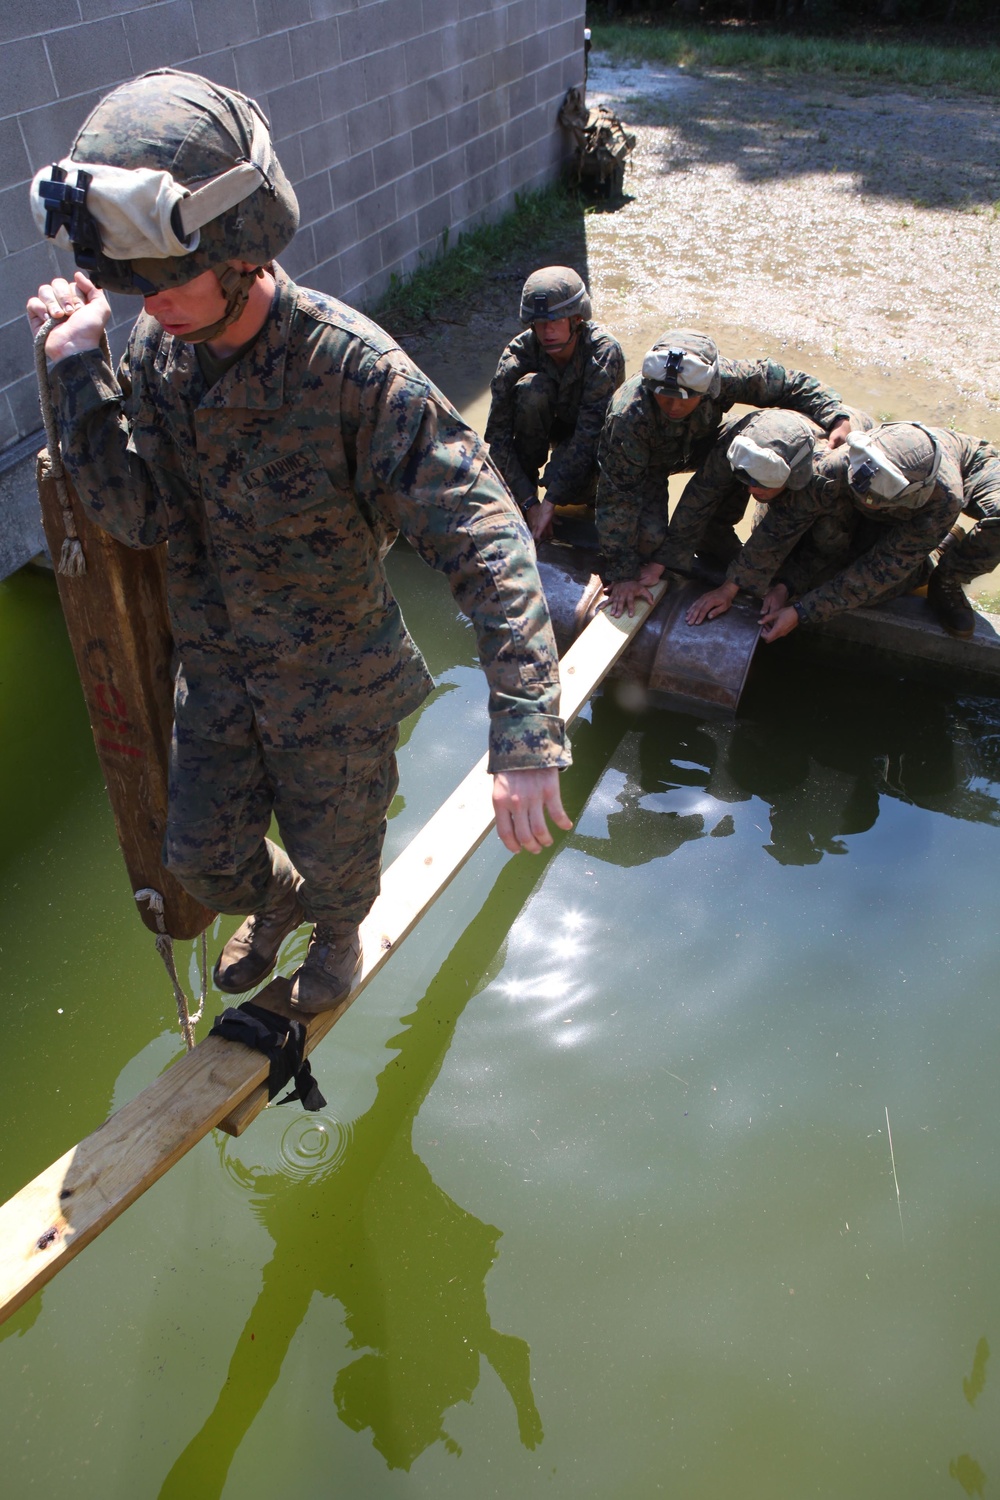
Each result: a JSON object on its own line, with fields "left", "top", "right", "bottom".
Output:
{"left": 329, "top": 151, "right": 374, "bottom": 209}
{"left": 310, "top": 203, "right": 359, "bottom": 265}
{"left": 0, "top": 319, "right": 30, "bottom": 391}
{"left": 319, "top": 61, "right": 367, "bottom": 121}
{"left": 336, "top": 233, "right": 382, "bottom": 301}
{"left": 0, "top": 396, "right": 19, "bottom": 457}
{"left": 0, "top": 182, "right": 37, "bottom": 258}
{"left": 346, "top": 98, "right": 395, "bottom": 156}
{"left": 465, "top": 127, "right": 499, "bottom": 181}
{"left": 254, "top": 0, "right": 312, "bottom": 35}
{"left": 447, "top": 100, "right": 480, "bottom": 153}
{"left": 423, "top": 0, "right": 461, "bottom": 25}
{"left": 6, "top": 371, "right": 48, "bottom": 444}
{"left": 1, "top": 0, "right": 73, "bottom": 46}
{"left": 233, "top": 30, "right": 293, "bottom": 98}
{"left": 124, "top": 2, "right": 200, "bottom": 75}
{"left": 274, "top": 127, "right": 304, "bottom": 183}
{"left": 289, "top": 18, "right": 341, "bottom": 78}
{"left": 431, "top": 146, "right": 465, "bottom": 202}
{"left": 19, "top": 90, "right": 105, "bottom": 173}
{"left": 478, "top": 86, "right": 507, "bottom": 134}
{"left": 537, "top": 56, "right": 575, "bottom": 102}
{"left": 507, "top": 72, "right": 536, "bottom": 121}
{"left": 355, "top": 183, "right": 397, "bottom": 240}
{"left": 79, "top": 0, "right": 162, "bottom": 15}
{"left": 378, "top": 210, "right": 419, "bottom": 275}
{"left": 337, "top": 5, "right": 383, "bottom": 63}
{"left": 268, "top": 75, "right": 323, "bottom": 142}
{"left": 389, "top": 80, "right": 431, "bottom": 138}
{"left": 417, "top": 192, "right": 452, "bottom": 249}
{"left": 4, "top": 37, "right": 57, "bottom": 115}
{"left": 411, "top": 114, "right": 448, "bottom": 170}
{"left": 307, "top": 254, "right": 342, "bottom": 300}
{"left": 506, "top": 0, "right": 539, "bottom": 46}
{"left": 393, "top": 161, "right": 433, "bottom": 218}
{"left": 294, "top": 169, "right": 333, "bottom": 227}
{"left": 461, "top": 52, "right": 495, "bottom": 105}
{"left": 0, "top": 240, "right": 61, "bottom": 328}
{"left": 0, "top": 120, "right": 32, "bottom": 196}
{"left": 425, "top": 63, "right": 463, "bottom": 118}
{"left": 362, "top": 46, "right": 398, "bottom": 106}
{"left": 278, "top": 223, "right": 315, "bottom": 280}
{"left": 183, "top": 47, "right": 239, "bottom": 90}
{"left": 45, "top": 18, "right": 131, "bottom": 99}
{"left": 189, "top": 0, "right": 260, "bottom": 54}
{"left": 372, "top": 134, "right": 413, "bottom": 190}
{"left": 0, "top": 448, "right": 47, "bottom": 579}
{"left": 300, "top": 117, "right": 352, "bottom": 177}
{"left": 402, "top": 29, "right": 443, "bottom": 87}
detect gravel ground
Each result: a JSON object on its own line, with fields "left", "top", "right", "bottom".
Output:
{"left": 584, "top": 54, "right": 1000, "bottom": 435}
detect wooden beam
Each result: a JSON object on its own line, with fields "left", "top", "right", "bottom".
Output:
{"left": 0, "top": 583, "right": 664, "bottom": 1326}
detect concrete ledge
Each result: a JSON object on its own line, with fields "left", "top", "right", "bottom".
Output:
{"left": 800, "top": 594, "right": 1000, "bottom": 691}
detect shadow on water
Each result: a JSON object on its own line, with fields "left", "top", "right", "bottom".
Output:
{"left": 155, "top": 709, "right": 627, "bottom": 1495}
{"left": 629, "top": 78, "right": 1000, "bottom": 209}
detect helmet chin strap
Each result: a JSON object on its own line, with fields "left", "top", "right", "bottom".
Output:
{"left": 182, "top": 264, "right": 262, "bottom": 344}
{"left": 538, "top": 317, "right": 580, "bottom": 355}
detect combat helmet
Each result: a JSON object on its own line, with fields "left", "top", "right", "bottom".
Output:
{"left": 641, "top": 330, "right": 722, "bottom": 401}
{"left": 519, "top": 266, "right": 592, "bottom": 324}
{"left": 846, "top": 423, "right": 942, "bottom": 509}
{"left": 727, "top": 410, "right": 819, "bottom": 492}
{"left": 30, "top": 69, "right": 299, "bottom": 339}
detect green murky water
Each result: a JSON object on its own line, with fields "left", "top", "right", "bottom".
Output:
{"left": 1, "top": 546, "right": 998, "bottom": 1499}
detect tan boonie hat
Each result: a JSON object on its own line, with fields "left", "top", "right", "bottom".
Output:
{"left": 641, "top": 329, "right": 721, "bottom": 400}
{"left": 847, "top": 422, "right": 942, "bottom": 509}
{"left": 727, "top": 410, "right": 818, "bottom": 491}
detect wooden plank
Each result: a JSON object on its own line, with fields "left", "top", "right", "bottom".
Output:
{"left": 0, "top": 583, "right": 663, "bottom": 1326}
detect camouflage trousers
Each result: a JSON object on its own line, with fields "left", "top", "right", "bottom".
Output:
{"left": 936, "top": 440, "right": 1000, "bottom": 586}
{"left": 512, "top": 373, "right": 597, "bottom": 505}
{"left": 164, "top": 722, "right": 399, "bottom": 931}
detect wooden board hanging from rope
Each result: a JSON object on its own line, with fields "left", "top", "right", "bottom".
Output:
{"left": 36, "top": 455, "right": 214, "bottom": 941}
{"left": 0, "top": 582, "right": 664, "bottom": 1327}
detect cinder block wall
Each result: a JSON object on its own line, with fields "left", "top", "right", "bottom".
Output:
{"left": 0, "top": 0, "right": 587, "bottom": 572}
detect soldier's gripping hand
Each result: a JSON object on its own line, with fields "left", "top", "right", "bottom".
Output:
{"left": 760, "top": 603, "right": 800, "bottom": 643}
{"left": 27, "top": 271, "right": 111, "bottom": 363}
{"left": 493, "top": 768, "right": 573, "bottom": 854}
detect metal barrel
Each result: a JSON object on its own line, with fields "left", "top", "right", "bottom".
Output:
{"left": 535, "top": 540, "right": 761, "bottom": 716}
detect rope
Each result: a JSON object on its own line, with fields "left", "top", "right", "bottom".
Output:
{"left": 136, "top": 889, "right": 208, "bottom": 1052}
{"left": 33, "top": 317, "right": 85, "bottom": 577}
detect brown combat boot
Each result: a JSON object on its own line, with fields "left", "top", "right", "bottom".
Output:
{"left": 928, "top": 567, "right": 975, "bottom": 639}
{"left": 213, "top": 850, "right": 305, "bottom": 994}
{"left": 290, "top": 925, "right": 362, "bottom": 1013}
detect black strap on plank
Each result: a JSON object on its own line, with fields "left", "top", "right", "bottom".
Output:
{"left": 209, "top": 1001, "right": 326, "bottom": 1112}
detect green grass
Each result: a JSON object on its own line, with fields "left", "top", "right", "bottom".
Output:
{"left": 371, "top": 184, "right": 584, "bottom": 329}
{"left": 588, "top": 18, "right": 1000, "bottom": 97}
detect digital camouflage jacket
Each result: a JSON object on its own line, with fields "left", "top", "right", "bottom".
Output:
{"left": 484, "top": 322, "right": 625, "bottom": 507}
{"left": 726, "top": 429, "right": 1000, "bottom": 621}
{"left": 53, "top": 269, "right": 570, "bottom": 772}
{"left": 595, "top": 362, "right": 850, "bottom": 580}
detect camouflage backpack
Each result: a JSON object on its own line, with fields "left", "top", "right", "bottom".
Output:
{"left": 559, "top": 87, "right": 636, "bottom": 199}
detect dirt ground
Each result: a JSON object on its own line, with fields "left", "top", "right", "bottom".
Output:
{"left": 403, "top": 55, "right": 1000, "bottom": 606}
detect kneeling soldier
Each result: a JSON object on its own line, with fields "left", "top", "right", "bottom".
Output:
{"left": 484, "top": 266, "right": 625, "bottom": 541}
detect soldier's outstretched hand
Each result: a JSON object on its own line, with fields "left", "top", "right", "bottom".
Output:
{"left": 493, "top": 767, "right": 573, "bottom": 854}
{"left": 686, "top": 581, "right": 738, "bottom": 626}
{"left": 27, "top": 271, "right": 110, "bottom": 362}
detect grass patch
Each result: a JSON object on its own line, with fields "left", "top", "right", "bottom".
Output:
{"left": 588, "top": 17, "right": 1000, "bottom": 97}
{"left": 372, "top": 184, "right": 584, "bottom": 330}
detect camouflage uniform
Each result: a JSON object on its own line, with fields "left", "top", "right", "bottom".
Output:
{"left": 53, "top": 269, "right": 570, "bottom": 928}
{"left": 596, "top": 362, "right": 851, "bottom": 581}
{"left": 484, "top": 322, "right": 625, "bottom": 509}
{"left": 726, "top": 428, "right": 999, "bottom": 623}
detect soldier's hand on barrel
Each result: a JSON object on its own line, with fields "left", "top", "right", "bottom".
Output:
{"left": 827, "top": 417, "right": 851, "bottom": 449}
{"left": 27, "top": 272, "right": 110, "bottom": 361}
{"left": 604, "top": 577, "right": 654, "bottom": 619}
{"left": 526, "top": 498, "right": 555, "bottom": 542}
{"left": 492, "top": 767, "right": 573, "bottom": 854}
{"left": 760, "top": 604, "right": 799, "bottom": 643}
{"left": 686, "top": 581, "right": 738, "bottom": 626}
{"left": 760, "top": 582, "right": 789, "bottom": 618}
